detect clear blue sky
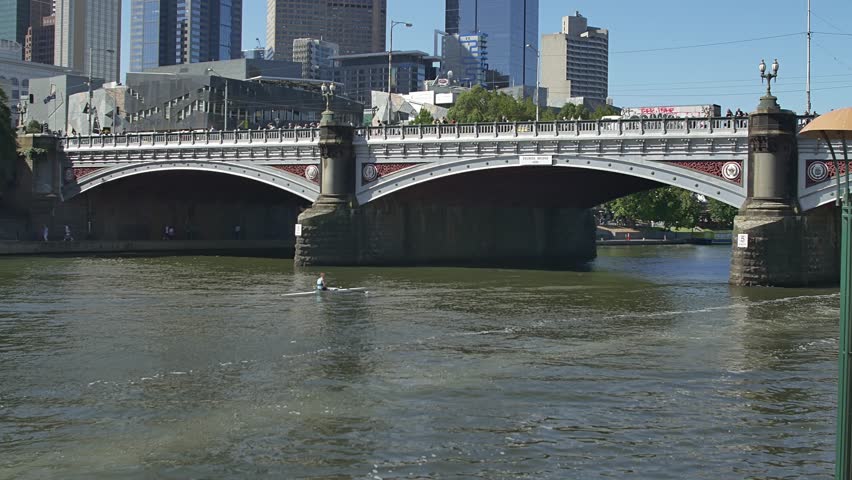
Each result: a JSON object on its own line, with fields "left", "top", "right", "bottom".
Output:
{"left": 120, "top": 0, "right": 852, "bottom": 114}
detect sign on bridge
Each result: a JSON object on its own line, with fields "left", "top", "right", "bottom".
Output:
{"left": 519, "top": 155, "right": 554, "bottom": 166}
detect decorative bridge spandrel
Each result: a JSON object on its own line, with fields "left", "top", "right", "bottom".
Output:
{"left": 354, "top": 118, "right": 751, "bottom": 207}
{"left": 798, "top": 138, "right": 852, "bottom": 211}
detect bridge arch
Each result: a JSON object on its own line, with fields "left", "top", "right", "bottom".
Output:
{"left": 62, "top": 160, "right": 320, "bottom": 202}
{"left": 356, "top": 154, "right": 746, "bottom": 208}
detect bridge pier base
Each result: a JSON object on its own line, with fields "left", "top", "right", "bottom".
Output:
{"left": 730, "top": 95, "right": 839, "bottom": 286}
{"left": 295, "top": 201, "right": 597, "bottom": 267}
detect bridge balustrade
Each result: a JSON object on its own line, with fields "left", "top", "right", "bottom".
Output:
{"left": 356, "top": 118, "right": 753, "bottom": 142}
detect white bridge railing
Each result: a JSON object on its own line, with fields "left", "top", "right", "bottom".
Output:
{"left": 61, "top": 116, "right": 821, "bottom": 150}
{"left": 356, "top": 117, "right": 751, "bottom": 141}
{"left": 61, "top": 128, "right": 320, "bottom": 149}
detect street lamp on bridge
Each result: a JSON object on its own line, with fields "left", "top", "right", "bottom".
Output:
{"left": 387, "top": 20, "right": 413, "bottom": 124}
{"left": 759, "top": 58, "right": 780, "bottom": 97}
{"left": 320, "top": 82, "right": 336, "bottom": 126}
{"left": 525, "top": 43, "right": 541, "bottom": 122}
{"left": 87, "top": 47, "right": 115, "bottom": 135}
{"left": 206, "top": 68, "right": 229, "bottom": 131}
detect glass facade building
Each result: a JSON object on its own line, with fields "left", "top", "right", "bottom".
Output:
{"left": 54, "top": 0, "right": 123, "bottom": 83}
{"left": 266, "top": 0, "right": 385, "bottom": 61}
{"left": 445, "top": 0, "right": 538, "bottom": 90}
{"left": 130, "top": 0, "right": 242, "bottom": 73}
{"left": 0, "top": 0, "right": 29, "bottom": 47}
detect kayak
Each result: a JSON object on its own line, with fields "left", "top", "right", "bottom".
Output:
{"left": 282, "top": 287, "right": 369, "bottom": 297}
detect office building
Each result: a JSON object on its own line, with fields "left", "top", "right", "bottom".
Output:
{"left": 0, "top": 0, "right": 29, "bottom": 47}
{"left": 441, "top": 33, "right": 487, "bottom": 87}
{"left": 25, "top": 1, "right": 56, "bottom": 65}
{"left": 332, "top": 50, "right": 439, "bottom": 108}
{"left": 445, "top": 0, "right": 538, "bottom": 90}
{"left": 0, "top": 40, "right": 73, "bottom": 127}
{"left": 292, "top": 38, "right": 338, "bottom": 80}
{"left": 0, "top": 0, "right": 55, "bottom": 63}
{"left": 54, "top": 0, "right": 122, "bottom": 83}
{"left": 541, "top": 12, "right": 609, "bottom": 107}
{"left": 266, "top": 0, "right": 385, "bottom": 61}
{"left": 130, "top": 0, "right": 243, "bottom": 73}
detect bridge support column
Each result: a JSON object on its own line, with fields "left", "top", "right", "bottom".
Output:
{"left": 294, "top": 110, "right": 360, "bottom": 266}
{"left": 730, "top": 95, "right": 839, "bottom": 286}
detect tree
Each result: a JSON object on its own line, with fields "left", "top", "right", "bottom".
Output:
{"left": 590, "top": 105, "right": 620, "bottom": 120}
{"left": 411, "top": 108, "right": 434, "bottom": 125}
{"left": 0, "top": 86, "right": 17, "bottom": 194}
{"left": 558, "top": 103, "right": 590, "bottom": 120}
{"left": 447, "top": 86, "right": 535, "bottom": 123}
{"left": 25, "top": 120, "right": 43, "bottom": 134}
{"left": 706, "top": 199, "right": 738, "bottom": 228}
{"left": 607, "top": 186, "right": 703, "bottom": 228}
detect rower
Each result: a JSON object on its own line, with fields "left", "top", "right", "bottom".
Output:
{"left": 316, "top": 272, "right": 328, "bottom": 291}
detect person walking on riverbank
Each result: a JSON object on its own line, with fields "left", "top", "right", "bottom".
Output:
{"left": 63, "top": 225, "right": 74, "bottom": 242}
{"left": 42, "top": 225, "right": 48, "bottom": 242}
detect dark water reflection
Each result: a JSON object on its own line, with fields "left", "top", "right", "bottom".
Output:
{"left": 0, "top": 246, "right": 839, "bottom": 479}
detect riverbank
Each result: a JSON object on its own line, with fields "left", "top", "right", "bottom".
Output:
{"left": 0, "top": 240, "right": 294, "bottom": 257}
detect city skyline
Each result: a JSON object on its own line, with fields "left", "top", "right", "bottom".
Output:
{"left": 113, "top": 0, "right": 851, "bottom": 114}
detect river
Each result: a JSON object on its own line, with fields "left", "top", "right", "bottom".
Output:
{"left": 0, "top": 246, "right": 840, "bottom": 479}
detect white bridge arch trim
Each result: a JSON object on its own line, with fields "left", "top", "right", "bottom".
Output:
{"left": 356, "top": 154, "right": 747, "bottom": 207}
{"left": 63, "top": 160, "right": 320, "bottom": 202}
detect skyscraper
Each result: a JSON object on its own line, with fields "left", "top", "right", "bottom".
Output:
{"left": 0, "top": 0, "right": 55, "bottom": 63}
{"left": 266, "top": 0, "right": 386, "bottom": 61}
{"left": 54, "top": 0, "right": 122, "bottom": 82}
{"left": 25, "top": 0, "right": 56, "bottom": 65}
{"left": 0, "top": 0, "right": 29, "bottom": 47}
{"left": 445, "top": 0, "right": 538, "bottom": 90}
{"left": 541, "top": 12, "right": 609, "bottom": 107}
{"left": 130, "top": 0, "right": 243, "bottom": 73}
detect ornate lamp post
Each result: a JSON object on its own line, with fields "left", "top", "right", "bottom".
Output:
{"left": 321, "top": 82, "right": 336, "bottom": 125}
{"left": 387, "top": 20, "right": 413, "bottom": 124}
{"left": 759, "top": 58, "right": 779, "bottom": 97}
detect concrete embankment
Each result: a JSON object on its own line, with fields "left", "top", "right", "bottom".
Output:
{"left": 0, "top": 240, "right": 294, "bottom": 257}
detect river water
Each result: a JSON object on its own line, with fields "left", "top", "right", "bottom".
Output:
{"left": 0, "top": 246, "right": 840, "bottom": 479}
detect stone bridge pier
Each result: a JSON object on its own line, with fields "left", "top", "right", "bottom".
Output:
{"left": 294, "top": 112, "right": 596, "bottom": 267}
{"left": 730, "top": 95, "right": 838, "bottom": 286}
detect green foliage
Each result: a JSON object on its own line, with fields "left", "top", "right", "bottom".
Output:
{"left": 558, "top": 103, "right": 590, "bottom": 120}
{"left": 25, "top": 120, "right": 43, "bottom": 134}
{"left": 590, "top": 105, "right": 620, "bottom": 120}
{"left": 0, "top": 87, "right": 17, "bottom": 192}
{"left": 706, "top": 198, "right": 739, "bottom": 228}
{"left": 607, "top": 186, "right": 703, "bottom": 228}
{"left": 447, "top": 86, "right": 536, "bottom": 123}
{"left": 411, "top": 108, "right": 434, "bottom": 125}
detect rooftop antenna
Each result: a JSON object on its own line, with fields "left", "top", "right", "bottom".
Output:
{"left": 807, "top": 0, "right": 812, "bottom": 113}
{"left": 256, "top": 37, "right": 262, "bottom": 49}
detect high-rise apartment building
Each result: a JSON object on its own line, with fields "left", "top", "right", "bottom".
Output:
{"left": 54, "top": 0, "right": 122, "bottom": 82}
{"left": 445, "top": 0, "right": 538, "bottom": 90}
{"left": 541, "top": 12, "right": 609, "bottom": 107}
{"left": 130, "top": 0, "right": 243, "bottom": 73}
{"left": 0, "top": 0, "right": 55, "bottom": 63}
{"left": 266, "top": 0, "right": 386, "bottom": 61}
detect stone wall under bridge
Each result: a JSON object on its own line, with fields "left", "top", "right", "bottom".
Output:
{"left": 295, "top": 200, "right": 596, "bottom": 268}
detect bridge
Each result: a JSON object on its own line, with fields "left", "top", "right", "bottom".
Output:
{"left": 59, "top": 116, "right": 840, "bottom": 212}
{"left": 11, "top": 102, "right": 839, "bottom": 287}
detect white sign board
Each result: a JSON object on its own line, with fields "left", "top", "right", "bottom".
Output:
{"left": 519, "top": 155, "right": 554, "bottom": 166}
{"left": 737, "top": 234, "right": 749, "bottom": 248}
{"left": 295, "top": 224, "right": 303, "bottom": 237}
